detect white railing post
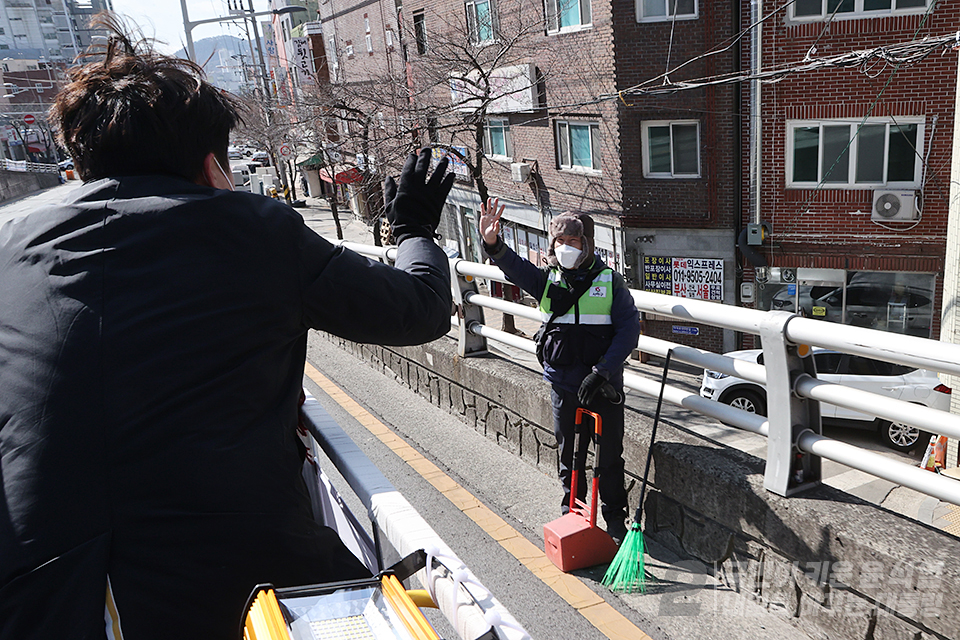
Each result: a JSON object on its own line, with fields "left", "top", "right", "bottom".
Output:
{"left": 760, "top": 311, "right": 823, "bottom": 496}
{"left": 450, "top": 258, "right": 488, "bottom": 357}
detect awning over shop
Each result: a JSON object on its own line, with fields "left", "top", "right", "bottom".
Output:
{"left": 297, "top": 153, "right": 325, "bottom": 168}
{"left": 320, "top": 164, "right": 362, "bottom": 184}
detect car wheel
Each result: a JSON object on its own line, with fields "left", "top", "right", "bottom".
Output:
{"left": 879, "top": 420, "right": 929, "bottom": 453}
{"left": 724, "top": 389, "right": 766, "bottom": 417}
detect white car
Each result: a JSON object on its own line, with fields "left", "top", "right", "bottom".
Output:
{"left": 700, "top": 348, "right": 952, "bottom": 452}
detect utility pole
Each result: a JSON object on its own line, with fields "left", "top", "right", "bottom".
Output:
{"left": 247, "top": 0, "right": 271, "bottom": 99}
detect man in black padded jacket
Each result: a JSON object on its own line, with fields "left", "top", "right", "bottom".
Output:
{"left": 0, "top": 15, "right": 454, "bottom": 639}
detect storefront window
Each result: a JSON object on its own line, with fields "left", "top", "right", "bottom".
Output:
{"left": 759, "top": 270, "right": 936, "bottom": 338}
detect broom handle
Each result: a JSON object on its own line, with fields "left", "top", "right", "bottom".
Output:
{"left": 631, "top": 349, "right": 673, "bottom": 526}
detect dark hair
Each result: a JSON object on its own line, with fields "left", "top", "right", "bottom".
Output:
{"left": 49, "top": 12, "right": 243, "bottom": 181}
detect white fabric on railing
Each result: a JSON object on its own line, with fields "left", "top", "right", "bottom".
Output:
{"left": 301, "top": 394, "right": 532, "bottom": 640}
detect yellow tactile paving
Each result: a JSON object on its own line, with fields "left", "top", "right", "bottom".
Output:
{"left": 941, "top": 503, "right": 960, "bottom": 535}
{"left": 303, "top": 364, "right": 653, "bottom": 640}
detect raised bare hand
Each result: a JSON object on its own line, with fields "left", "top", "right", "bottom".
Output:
{"left": 479, "top": 197, "right": 505, "bottom": 245}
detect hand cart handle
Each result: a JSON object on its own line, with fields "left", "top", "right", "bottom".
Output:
{"left": 572, "top": 408, "right": 603, "bottom": 527}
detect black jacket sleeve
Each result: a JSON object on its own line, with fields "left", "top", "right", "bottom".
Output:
{"left": 300, "top": 230, "right": 452, "bottom": 345}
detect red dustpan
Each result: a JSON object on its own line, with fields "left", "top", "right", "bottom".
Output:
{"left": 543, "top": 408, "right": 619, "bottom": 572}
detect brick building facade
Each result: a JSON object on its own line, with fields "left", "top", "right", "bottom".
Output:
{"left": 277, "top": 0, "right": 956, "bottom": 353}
{"left": 743, "top": 2, "right": 957, "bottom": 347}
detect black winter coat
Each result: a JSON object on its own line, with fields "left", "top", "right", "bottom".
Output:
{"left": 0, "top": 176, "right": 452, "bottom": 638}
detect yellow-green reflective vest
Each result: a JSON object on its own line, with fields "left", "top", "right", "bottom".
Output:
{"left": 538, "top": 268, "right": 614, "bottom": 325}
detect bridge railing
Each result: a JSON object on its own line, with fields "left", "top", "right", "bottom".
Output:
{"left": 0, "top": 159, "right": 59, "bottom": 173}
{"left": 301, "top": 394, "right": 531, "bottom": 640}
{"left": 338, "top": 240, "right": 960, "bottom": 508}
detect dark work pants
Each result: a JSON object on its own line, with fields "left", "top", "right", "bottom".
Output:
{"left": 551, "top": 385, "right": 628, "bottom": 528}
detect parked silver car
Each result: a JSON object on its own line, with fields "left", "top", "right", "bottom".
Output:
{"left": 700, "top": 348, "right": 951, "bottom": 451}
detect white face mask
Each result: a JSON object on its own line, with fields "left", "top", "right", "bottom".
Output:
{"left": 554, "top": 243, "right": 581, "bottom": 269}
{"left": 216, "top": 159, "right": 235, "bottom": 191}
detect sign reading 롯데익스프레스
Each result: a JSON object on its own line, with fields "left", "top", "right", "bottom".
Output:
{"left": 642, "top": 256, "right": 724, "bottom": 301}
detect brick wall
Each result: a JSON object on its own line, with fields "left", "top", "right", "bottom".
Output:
{"left": 751, "top": 4, "right": 959, "bottom": 334}
{"left": 612, "top": 0, "right": 739, "bottom": 229}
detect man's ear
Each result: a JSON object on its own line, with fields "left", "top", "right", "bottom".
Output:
{"left": 197, "top": 152, "right": 229, "bottom": 189}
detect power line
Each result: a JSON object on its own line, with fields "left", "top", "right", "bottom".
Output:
{"left": 611, "top": 32, "right": 958, "bottom": 98}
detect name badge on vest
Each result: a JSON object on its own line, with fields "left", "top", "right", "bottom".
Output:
{"left": 589, "top": 285, "right": 606, "bottom": 297}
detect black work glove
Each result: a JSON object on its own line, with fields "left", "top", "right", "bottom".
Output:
{"left": 384, "top": 148, "right": 456, "bottom": 244}
{"left": 578, "top": 372, "right": 607, "bottom": 407}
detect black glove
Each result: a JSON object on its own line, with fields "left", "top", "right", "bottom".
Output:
{"left": 384, "top": 148, "right": 456, "bottom": 244}
{"left": 578, "top": 372, "right": 607, "bottom": 407}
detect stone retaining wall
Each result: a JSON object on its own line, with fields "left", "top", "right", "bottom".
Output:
{"left": 0, "top": 169, "right": 61, "bottom": 203}
{"left": 323, "top": 332, "right": 960, "bottom": 640}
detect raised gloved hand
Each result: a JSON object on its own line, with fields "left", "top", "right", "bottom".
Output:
{"left": 384, "top": 148, "right": 456, "bottom": 244}
{"left": 578, "top": 371, "right": 607, "bottom": 407}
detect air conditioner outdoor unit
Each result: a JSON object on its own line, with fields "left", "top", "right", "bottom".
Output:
{"left": 510, "top": 162, "right": 531, "bottom": 183}
{"left": 871, "top": 190, "right": 917, "bottom": 222}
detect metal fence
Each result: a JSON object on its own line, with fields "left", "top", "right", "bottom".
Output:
{"left": 338, "top": 240, "right": 960, "bottom": 508}
{"left": 301, "top": 394, "right": 531, "bottom": 640}
{"left": 1, "top": 159, "right": 59, "bottom": 174}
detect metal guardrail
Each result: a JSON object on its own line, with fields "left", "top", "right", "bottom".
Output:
{"left": 339, "top": 240, "right": 960, "bottom": 508}
{"left": 301, "top": 394, "right": 531, "bottom": 640}
{"left": 0, "top": 159, "right": 60, "bottom": 173}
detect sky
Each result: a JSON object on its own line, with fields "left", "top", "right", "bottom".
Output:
{"left": 109, "top": 0, "right": 272, "bottom": 56}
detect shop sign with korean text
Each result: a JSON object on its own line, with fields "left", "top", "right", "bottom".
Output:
{"left": 643, "top": 256, "right": 723, "bottom": 301}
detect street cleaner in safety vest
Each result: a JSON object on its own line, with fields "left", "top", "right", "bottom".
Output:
{"left": 480, "top": 198, "right": 641, "bottom": 544}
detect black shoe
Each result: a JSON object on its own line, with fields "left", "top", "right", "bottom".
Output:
{"left": 606, "top": 520, "right": 628, "bottom": 545}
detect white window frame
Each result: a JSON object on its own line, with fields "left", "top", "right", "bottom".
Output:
{"left": 366, "top": 33, "right": 373, "bottom": 52}
{"left": 791, "top": 0, "right": 930, "bottom": 22}
{"left": 364, "top": 17, "right": 371, "bottom": 32}
{"left": 785, "top": 117, "right": 925, "bottom": 189}
{"left": 636, "top": 0, "right": 698, "bottom": 22}
{"left": 385, "top": 28, "right": 394, "bottom": 48}
{"left": 555, "top": 120, "right": 602, "bottom": 172}
{"left": 345, "top": 43, "right": 354, "bottom": 57}
{"left": 483, "top": 118, "right": 512, "bottom": 158}
{"left": 641, "top": 120, "right": 701, "bottom": 178}
{"left": 466, "top": 0, "right": 497, "bottom": 43}
{"left": 545, "top": 0, "right": 592, "bottom": 34}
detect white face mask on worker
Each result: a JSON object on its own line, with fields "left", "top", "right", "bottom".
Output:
{"left": 554, "top": 244, "right": 581, "bottom": 269}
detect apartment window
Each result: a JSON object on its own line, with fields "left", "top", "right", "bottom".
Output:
{"left": 637, "top": 0, "right": 697, "bottom": 21}
{"left": 792, "top": 0, "right": 928, "bottom": 20}
{"left": 0, "top": 28, "right": 5, "bottom": 35}
{"left": 641, "top": 120, "right": 700, "bottom": 178}
{"left": 0, "top": 45, "right": 8, "bottom": 50}
{"left": 545, "top": 0, "right": 591, "bottom": 33}
{"left": 364, "top": 17, "right": 371, "bottom": 32}
{"left": 385, "top": 29, "right": 394, "bottom": 48}
{"left": 556, "top": 120, "right": 601, "bottom": 171}
{"left": 466, "top": 0, "right": 495, "bottom": 43}
{"left": 345, "top": 42, "right": 354, "bottom": 57}
{"left": 413, "top": 11, "right": 427, "bottom": 54}
{"left": 484, "top": 118, "right": 512, "bottom": 158}
{"left": 366, "top": 34, "right": 373, "bottom": 53}
{"left": 786, "top": 118, "right": 923, "bottom": 188}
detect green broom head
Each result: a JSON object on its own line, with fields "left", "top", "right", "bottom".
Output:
{"left": 601, "top": 521, "right": 646, "bottom": 593}
{"left": 603, "top": 522, "right": 646, "bottom": 593}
